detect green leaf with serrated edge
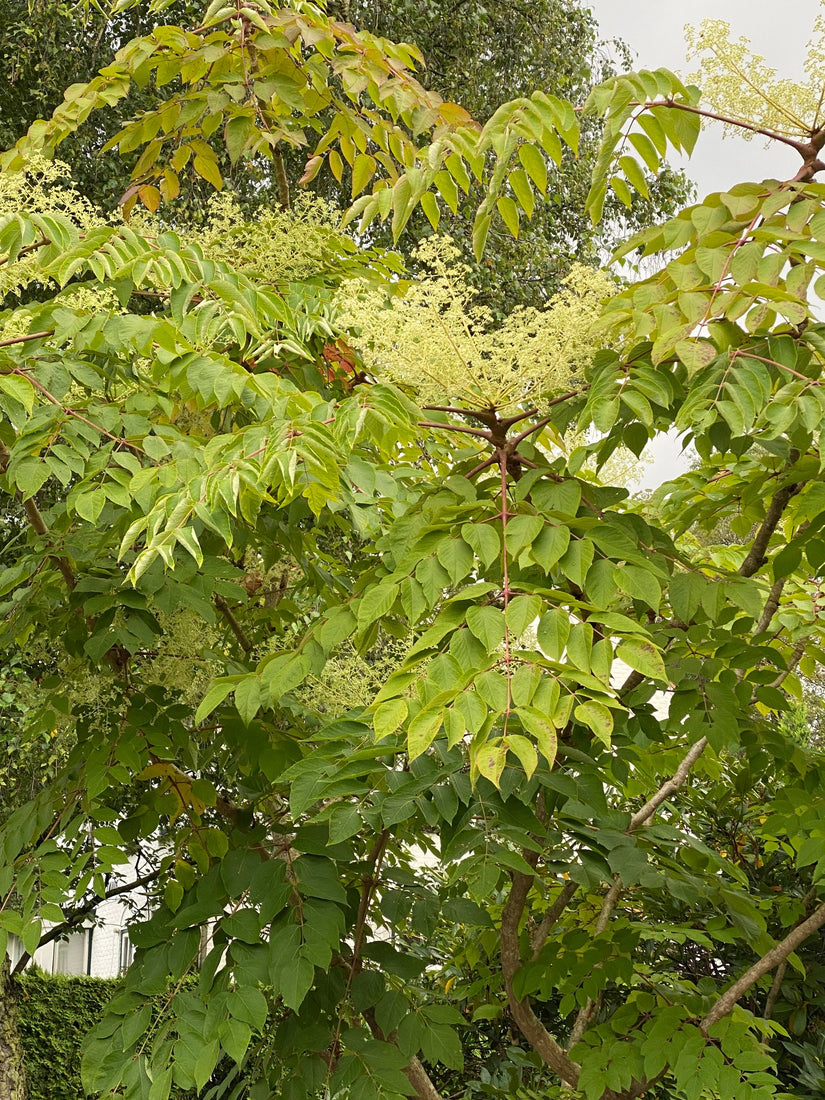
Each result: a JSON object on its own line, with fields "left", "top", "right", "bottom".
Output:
{"left": 616, "top": 637, "right": 667, "bottom": 682}
{"left": 574, "top": 700, "right": 613, "bottom": 746}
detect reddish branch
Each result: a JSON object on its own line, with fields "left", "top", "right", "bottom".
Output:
{"left": 0, "top": 329, "right": 54, "bottom": 348}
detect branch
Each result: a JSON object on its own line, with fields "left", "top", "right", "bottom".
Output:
{"left": 763, "top": 960, "right": 786, "bottom": 1020}
{"left": 755, "top": 577, "right": 786, "bottom": 635}
{"left": 362, "top": 1008, "right": 444, "bottom": 1100}
{"left": 417, "top": 420, "right": 492, "bottom": 439}
{"left": 659, "top": 99, "right": 808, "bottom": 154}
{"left": 770, "top": 638, "right": 807, "bottom": 688}
{"left": 273, "top": 146, "right": 290, "bottom": 209}
{"left": 12, "top": 869, "right": 160, "bottom": 975}
{"left": 0, "top": 330, "right": 53, "bottom": 348}
{"left": 566, "top": 878, "right": 623, "bottom": 1050}
{"left": 738, "top": 476, "right": 801, "bottom": 578}
{"left": 0, "top": 441, "right": 77, "bottom": 589}
{"left": 0, "top": 236, "right": 50, "bottom": 266}
{"left": 628, "top": 737, "right": 708, "bottom": 830}
{"left": 701, "top": 898, "right": 825, "bottom": 1032}
{"left": 501, "top": 869, "right": 582, "bottom": 1088}
{"left": 214, "top": 594, "right": 254, "bottom": 653}
{"left": 530, "top": 880, "right": 578, "bottom": 959}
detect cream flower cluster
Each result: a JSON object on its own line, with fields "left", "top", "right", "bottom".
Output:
{"left": 336, "top": 236, "right": 614, "bottom": 414}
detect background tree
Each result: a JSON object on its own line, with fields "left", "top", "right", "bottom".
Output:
{"left": 0, "top": 0, "right": 690, "bottom": 311}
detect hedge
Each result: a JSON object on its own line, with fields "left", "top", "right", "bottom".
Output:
{"left": 14, "top": 971, "right": 198, "bottom": 1100}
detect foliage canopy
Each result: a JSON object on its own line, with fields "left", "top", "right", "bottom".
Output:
{"left": 4, "top": 6, "right": 825, "bottom": 1100}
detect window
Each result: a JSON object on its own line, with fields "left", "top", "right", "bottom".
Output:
{"left": 118, "top": 929, "right": 134, "bottom": 974}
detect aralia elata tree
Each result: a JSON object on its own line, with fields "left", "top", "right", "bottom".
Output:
{"left": 4, "top": 4, "right": 825, "bottom": 1100}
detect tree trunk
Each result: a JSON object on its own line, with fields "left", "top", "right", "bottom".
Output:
{"left": 0, "top": 955, "right": 26, "bottom": 1100}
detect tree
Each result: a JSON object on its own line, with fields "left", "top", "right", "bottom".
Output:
{"left": 0, "top": 0, "right": 691, "bottom": 311}
{"left": 5, "top": 4, "right": 825, "bottom": 1100}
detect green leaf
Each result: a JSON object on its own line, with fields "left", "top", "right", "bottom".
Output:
{"left": 474, "top": 740, "right": 506, "bottom": 787}
{"left": 505, "top": 594, "right": 541, "bottom": 636}
{"left": 373, "top": 696, "right": 408, "bottom": 740}
{"left": 537, "top": 608, "right": 570, "bottom": 659}
{"left": 0, "top": 374, "right": 35, "bottom": 412}
{"left": 574, "top": 700, "right": 614, "bottom": 747}
{"left": 472, "top": 210, "right": 492, "bottom": 260}
{"left": 505, "top": 734, "right": 538, "bottom": 778}
{"left": 462, "top": 523, "right": 500, "bottom": 567}
{"left": 280, "top": 956, "right": 315, "bottom": 1011}
{"left": 518, "top": 143, "right": 547, "bottom": 192}
{"left": 496, "top": 195, "right": 520, "bottom": 237}
{"left": 220, "top": 1018, "right": 252, "bottom": 1065}
{"left": 616, "top": 637, "right": 667, "bottom": 682}
{"left": 504, "top": 514, "right": 544, "bottom": 557}
{"left": 520, "top": 707, "right": 558, "bottom": 767}
{"left": 352, "top": 153, "right": 377, "bottom": 197}
{"left": 466, "top": 605, "right": 506, "bottom": 652}
{"left": 408, "top": 709, "right": 443, "bottom": 760}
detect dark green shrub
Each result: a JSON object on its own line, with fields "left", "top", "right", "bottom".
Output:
{"left": 15, "top": 971, "right": 200, "bottom": 1100}
{"left": 16, "top": 971, "right": 114, "bottom": 1100}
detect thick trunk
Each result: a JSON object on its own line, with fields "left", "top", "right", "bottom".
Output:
{"left": 0, "top": 956, "right": 26, "bottom": 1100}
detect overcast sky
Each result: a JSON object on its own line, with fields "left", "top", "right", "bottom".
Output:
{"left": 586, "top": 0, "right": 821, "bottom": 195}
{"left": 583, "top": 1, "right": 822, "bottom": 487}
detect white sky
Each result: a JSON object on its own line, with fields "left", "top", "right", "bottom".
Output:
{"left": 584, "top": 0, "right": 823, "bottom": 488}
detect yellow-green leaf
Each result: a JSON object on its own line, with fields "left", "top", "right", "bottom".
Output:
{"left": 518, "top": 143, "right": 547, "bottom": 193}
{"left": 574, "top": 700, "right": 613, "bottom": 747}
{"left": 352, "top": 153, "right": 376, "bottom": 197}
{"left": 408, "top": 708, "right": 443, "bottom": 760}
{"left": 616, "top": 637, "right": 667, "bottom": 682}
{"left": 193, "top": 154, "right": 223, "bottom": 190}
{"left": 496, "top": 195, "right": 520, "bottom": 238}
